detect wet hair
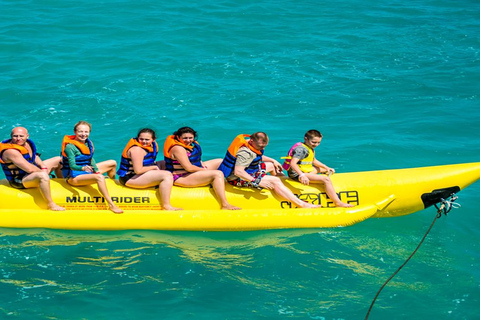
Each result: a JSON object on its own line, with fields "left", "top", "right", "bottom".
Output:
{"left": 137, "top": 128, "right": 156, "bottom": 140}
{"left": 305, "top": 129, "right": 322, "bottom": 140}
{"left": 251, "top": 132, "right": 269, "bottom": 143}
{"left": 173, "top": 127, "right": 197, "bottom": 140}
{"left": 74, "top": 121, "right": 92, "bottom": 132}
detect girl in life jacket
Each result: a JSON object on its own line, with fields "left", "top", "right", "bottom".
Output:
{"left": 61, "top": 121, "right": 123, "bottom": 213}
{"left": 117, "top": 128, "right": 181, "bottom": 211}
{"left": 282, "top": 129, "right": 354, "bottom": 208}
{"left": 163, "top": 126, "right": 241, "bottom": 210}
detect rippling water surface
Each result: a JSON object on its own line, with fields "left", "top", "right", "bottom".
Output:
{"left": 1, "top": 0, "right": 479, "bottom": 319}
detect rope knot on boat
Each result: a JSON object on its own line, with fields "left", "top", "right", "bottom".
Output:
{"left": 435, "top": 194, "right": 461, "bottom": 218}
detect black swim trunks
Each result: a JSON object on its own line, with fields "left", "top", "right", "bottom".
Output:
{"left": 9, "top": 176, "right": 26, "bottom": 189}
{"left": 288, "top": 171, "right": 301, "bottom": 181}
{"left": 118, "top": 173, "right": 136, "bottom": 186}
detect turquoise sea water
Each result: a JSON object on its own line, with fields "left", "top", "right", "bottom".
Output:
{"left": 1, "top": 0, "right": 480, "bottom": 318}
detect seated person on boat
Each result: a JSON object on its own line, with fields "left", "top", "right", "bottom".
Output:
{"left": 117, "top": 128, "right": 181, "bottom": 211}
{"left": 163, "top": 126, "right": 240, "bottom": 210}
{"left": 0, "top": 127, "right": 65, "bottom": 211}
{"left": 283, "top": 129, "right": 353, "bottom": 208}
{"left": 61, "top": 121, "right": 123, "bottom": 213}
{"left": 218, "top": 132, "right": 320, "bottom": 209}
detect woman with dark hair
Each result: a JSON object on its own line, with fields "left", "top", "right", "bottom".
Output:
{"left": 163, "top": 127, "right": 240, "bottom": 210}
{"left": 117, "top": 128, "right": 181, "bottom": 211}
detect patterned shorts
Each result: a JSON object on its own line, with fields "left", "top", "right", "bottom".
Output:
{"left": 227, "top": 164, "right": 266, "bottom": 189}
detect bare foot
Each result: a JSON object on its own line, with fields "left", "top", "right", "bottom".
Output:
{"left": 48, "top": 203, "right": 66, "bottom": 211}
{"left": 163, "top": 205, "right": 183, "bottom": 211}
{"left": 109, "top": 205, "right": 124, "bottom": 214}
{"left": 221, "top": 204, "right": 242, "bottom": 210}
{"left": 335, "top": 202, "right": 354, "bottom": 208}
{"left": 300, "top": 202, "right": 322, "bottom": 209}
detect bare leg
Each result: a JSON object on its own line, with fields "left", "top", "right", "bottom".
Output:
{"left": 306, "top": 173, "right": 353, "bottom": 207}
{"left": 22, "top": 172, "right": 65, "bottom": 211}
{"left": 54, "top": 167, "right": 63, "bottom": 178}
{"left": 125, "top": 170, "right": 182, "bottom": 211}
{"left": 158, "top": 173, "right": 181, "bottom": 211}
{"left": 43, "top": 156, "right": 63, "bottom": 178}
{"left": 175, "top": 170, "right": 241, "bottom": 210}
{"left": 96, "top": 160, "right": 117, "bottom": 179}
{"left": 202, "top": 158, "right": 223, "bottom": 170}
{"left": 259, "top": 176, "right": 321, "bottom": 209}
{"left": 68, "top": 174, "right": 123, "bottom": 213}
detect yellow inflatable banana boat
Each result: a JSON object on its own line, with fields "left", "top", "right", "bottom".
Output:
{"left": 1, "top": 162, "right": 479, "bottom": 231}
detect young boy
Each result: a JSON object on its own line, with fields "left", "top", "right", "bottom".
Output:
{"left": 283, "top": 130, "right": 353, "bottom": 208}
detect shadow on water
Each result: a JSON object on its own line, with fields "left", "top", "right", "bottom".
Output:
{"left": 0, "top": 205, "right": 476, "bottom": 319}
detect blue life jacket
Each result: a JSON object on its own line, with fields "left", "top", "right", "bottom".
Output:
{"left": 218, "top": 134, "right": 263, "bottom": 177}
{"left": 60, "top": 135, "right": 94, "bottom": 178}
{"left": 163, "top": 135, "right": 202, "bottom": 172}
{"left": 117, "top": 138, "right": 158, "bottom": 177}
{"left": 0, "top": 139, "right": 37, "bottom": 181}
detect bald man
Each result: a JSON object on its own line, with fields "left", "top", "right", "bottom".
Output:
{"left": 0, "top": 127, "right": 65, "bottom": 211}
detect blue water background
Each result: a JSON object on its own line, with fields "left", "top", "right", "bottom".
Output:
{"left": 1, "top": 0, "right": 479, "bottom": 318}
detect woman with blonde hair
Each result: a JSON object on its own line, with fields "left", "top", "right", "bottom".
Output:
{"left": 61, "top": 121, "right": 123, "bottom": 213}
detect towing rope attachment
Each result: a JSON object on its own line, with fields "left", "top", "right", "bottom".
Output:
{"left": 365, "top": 193, "right": 460, "bottom": 320}
{"left": 434, "top": 194, "right": 460, "bottom": 217}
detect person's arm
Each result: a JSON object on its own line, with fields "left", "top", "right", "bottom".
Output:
{"left": 234, "top": 162, "right": 274, "bottom": 190}
{"left": 289, "top": 157, "right": 310, "bottom": 185}
{"left": 261, "top": 155, "right": 283, "bottom": 174}
{"left": 170, "top": 146, "right": 205, "bottom": 173}
{"left": 289, "top": 157, "right": 304, "bottom": 177}
{"left": 64, "top": 144, "right": 85, "bottom": 171}
{"left": 313, "top": 158, "right": 335, "bottom": 174}
{"left": 289, "top": 146, "right": 311, "bottom": 184}
{"left": 64, "top": 144, "right": 100, "bottom": 173}
{"left": 3, "top": 149, "right": 41, "bottom": 173}
{"left": 233, "top": 150, "right": 256, "bottom": 181}
{"left": 233, "top": 165, "right": 255, "bottom": 182}
{"left": 90, "top": 157, "right": 99, "bottom": 172}
{"left": 129, "top": 146, "right": 159, "bottom": 174}
{"left": 34, "top": 155, "right": 49, "bottom": 172}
